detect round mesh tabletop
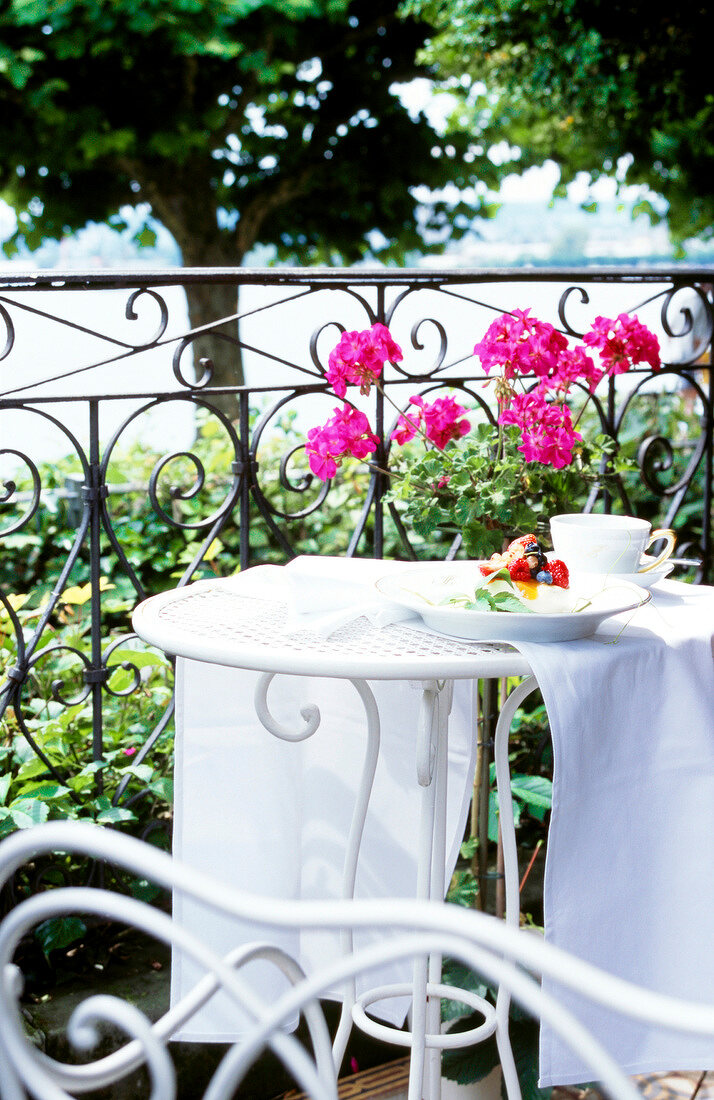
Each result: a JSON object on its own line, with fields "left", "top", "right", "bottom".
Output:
{"left": 133, "top": 574, "right": 532, "bottom": 681}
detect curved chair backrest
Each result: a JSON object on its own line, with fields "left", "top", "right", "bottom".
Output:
{"left": 1, "top": 822, "right": 713, "bottom": 1100}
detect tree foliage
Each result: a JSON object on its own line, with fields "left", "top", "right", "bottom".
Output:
{"left": 0, "top": 0, "right": 483, "bottom": 266}
{"left": 0, "top": 0, "right": 493, "bottom": 394}
{"left": 402, "top": 0, "right": 714, "bottom": 247}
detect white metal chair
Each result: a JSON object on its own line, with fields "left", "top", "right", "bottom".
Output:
{"left": 1, "top": 821, "right": 713, "bottom": 1100}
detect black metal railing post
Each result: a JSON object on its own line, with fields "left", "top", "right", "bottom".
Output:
{"left": 86, "top": 399, "right": 109, "bottom": 780}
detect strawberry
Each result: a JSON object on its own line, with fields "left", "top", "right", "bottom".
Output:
{"left": 506, "top": 534, "right": 536, "bottom": 553}
{"left": 480, "top": 551, "right": 508, "bottom": 574}
{"left": 507, "top": 557, "right": 532, "bottom": 581}
{"left": 549, "top": 559, "right": 569, "bottom": 588}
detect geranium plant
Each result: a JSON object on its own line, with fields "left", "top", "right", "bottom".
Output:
{"left": 306, "top": 312, "right": 660, "bottom": 558}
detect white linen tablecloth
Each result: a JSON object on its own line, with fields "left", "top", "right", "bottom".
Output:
{"left": 511, "top": 579, "right": 714, "bottom": 1085}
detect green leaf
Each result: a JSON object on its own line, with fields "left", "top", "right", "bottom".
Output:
{"left": 441, "top": 959, "right": 492, "bottom": 1021}
{"left": 447, "top": 868, "right": 479, "bottom": 909}
{"left": 489, "top": 788, "right": 523, "bottom": 841}
{"left": 109, "top": 649, "right": 169, "bottom": 669}
{"left": 133, "top": 225, "right": 158, "bottom": 248}
{"left": 442, "top": 1025, "right": 499, "bottom": 1085}
{"left": 509, "top": 774, "right": 553, "bottom": 812}
{"left": 460, "top": 836, "right": 478, "bottom": 859}
{"left": 34, "top": 916, "right": 87, "bottom": 961}
{"left": 488, "top": 789, "right": 499, "bottom": 843}
{"left": 16, "top": 757, "right": 52, "bottom": 781}
{"left": 93, "top": 796, "right": 136, "bottom": 824}
{"left": 147, "top": 777, "right": 173, "bottom": 801}
{"left": 95, "top": 805, "right": 136, "bottom": 824}
{"left": 129, "top": 878, "right": 161, "bottom": 902}
{"left": 122, "top": 763, "right": 153, "bottom": 783}
{"left": 10, "top": 800, "right": 50, "bottom": 829}
{"left": 14, "top": 781, "right": 71, "bottom": 801}
{"left": 509, "top": 1019, "right": 553, "bottom": 1100}
{"left": 491, "top": 592, "right": 532, "bottom": 614}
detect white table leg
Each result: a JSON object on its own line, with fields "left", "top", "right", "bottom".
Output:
{"left": 410, "top": 679, "right": 454, "bottom": 1100}
{"left": 254, "top": 673, "right": 381, "bottom": 1075}
{"left": 346, "top": 676, "right": 502, "bottom": 1097}
{"left": 493, "top": 675, "right": 539, "bottom": 1100}
{"left": 255, "top": 670, "right": 507, "bottom": 1098}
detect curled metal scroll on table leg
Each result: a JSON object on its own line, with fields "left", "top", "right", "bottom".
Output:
{"left": 254, "top": 671, "right": 322, "bottom": 742}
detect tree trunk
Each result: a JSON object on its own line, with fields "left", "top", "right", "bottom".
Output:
{"left": 178, "top": 231, "right": 247, "bottom": 422}
{"left": 140, "top": 162, "right": 311, "bottom": 421}
{"left": 141, "top": 177, "right": 248, "bottom": 421}
{"left": 181, "top": 277, "right": 246, "bottom": 423}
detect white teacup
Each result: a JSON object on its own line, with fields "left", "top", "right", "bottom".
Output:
{"left": 549, "top": 513, "right": 676, "bottom": 575}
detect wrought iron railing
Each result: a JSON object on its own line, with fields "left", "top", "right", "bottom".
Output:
{"left": 0, "top": 266, "right": 712, "bottom": 821}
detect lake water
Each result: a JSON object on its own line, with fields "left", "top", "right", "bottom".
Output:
{"left": 0, "top": 271, "right": 703, "bottom": 475}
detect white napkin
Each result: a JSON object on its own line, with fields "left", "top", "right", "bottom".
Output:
{"left": 512, "top": 580, "right": 714, "bottom": 1085}
{"left": 282, "top": 554, "right": 418, "bottom": 635}
{"left": 170, "top": 562, "right": 478, "bottom": 1041}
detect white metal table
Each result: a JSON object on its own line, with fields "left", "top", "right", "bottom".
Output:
{"left": 132, "top": 569, "right": 537, "bottom": 1100}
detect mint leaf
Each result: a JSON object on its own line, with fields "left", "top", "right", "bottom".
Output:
{"left": 491, "top": 592, "right": 533, "bottom": 613}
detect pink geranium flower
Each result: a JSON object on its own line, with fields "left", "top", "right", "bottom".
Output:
{"left": 499, "top": 392, "right": 582, "bottom": 468}
{"left": 391, "top": 402, "right": 424, "bottom": 445}
{"left": 546, "top": 344, "right": 604, "bottom": 395}
{"left": 391, "top": 394, "right": 471, "bottom": 450}
{"left": 583, "top": 313, "right": 661, "bottom": 374}
{"left": 420, "top": 395, "right": 471, "bottom": 449}
{"left": 520, "top": 403, "right": 582, "bottom": 469}
{"left": 326, "top": 322, "right": 403, "bottom": 397}
{"left": 473, "top": 309, "right": 568, "bottom": 384}
{"left": 306, "top": 404, "right": 379, "bottom": 480}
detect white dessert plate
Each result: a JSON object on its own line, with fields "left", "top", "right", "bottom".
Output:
{"left": 375, "top": 562, "right": 651, "bottom": 642}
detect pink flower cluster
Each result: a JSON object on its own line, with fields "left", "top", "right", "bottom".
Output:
{"left": 307, "top": 322, "right": 471, "bottom": 480}
{"left": 305, "top": 310, "right": 661, "bottom": 480}
{"left": 473, "top": 309, "right": 569, "bottom": 384}
{"left": 305, "top": 404, "right": 379, "bottom": 480}
{"left": 499, "top": 393, "right": 582, "bottom": 469}
{"left": 583, "top": 313, "right": 661, "bottom": 374}
{"left": 473, "top": 308, "right": 661, "bottom": 466}
{"left": 326, "top": 321, "right": 403, "bottom": 397}
{"left": 391, "top": 394, "right": 471, "bottom": 449}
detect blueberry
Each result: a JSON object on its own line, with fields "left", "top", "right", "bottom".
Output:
{"left": 536, "top": 570, "right": 553, "bottom": 584}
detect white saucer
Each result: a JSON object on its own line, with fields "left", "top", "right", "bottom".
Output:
{"left": 571, "top": 561, "right": 674, "bottom": 590}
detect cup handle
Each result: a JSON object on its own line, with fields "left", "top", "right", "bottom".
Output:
{"left": 639, "top": 528, "right": 676, "bottom": 572}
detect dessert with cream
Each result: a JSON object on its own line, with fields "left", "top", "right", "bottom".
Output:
{"left": 444, "top": 534, "right": 573, "bottom": 614}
